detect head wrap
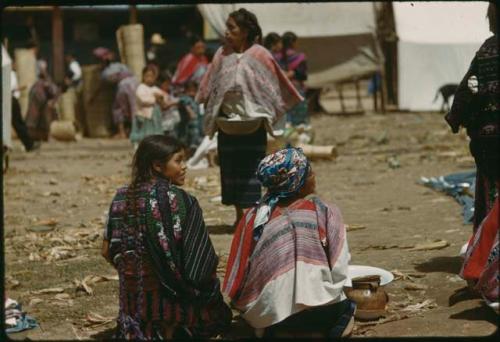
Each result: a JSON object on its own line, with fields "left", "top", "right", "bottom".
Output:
{"left": 253, "top": 147, "right": 310, "bottom": 240}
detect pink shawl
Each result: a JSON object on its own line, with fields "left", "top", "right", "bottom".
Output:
{"left": 196, "top": 44, "right": 303, "bottom": 136}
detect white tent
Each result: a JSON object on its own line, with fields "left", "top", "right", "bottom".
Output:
{"left": 198, "top": 3, "right": 381, "bottom": 87}
{"left": 2, "top": 45, "right": 12, "bottom": 149}
{"left": 393, "top": 2, "right": 491, "bottom": 111}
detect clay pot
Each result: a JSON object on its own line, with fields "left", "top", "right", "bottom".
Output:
{"left": 344, "top": 275, "right": 388, "bottom": 321}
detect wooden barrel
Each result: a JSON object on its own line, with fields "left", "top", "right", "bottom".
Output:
{"left": 14, "top": 48, "right": 37, "bottom": 118}
{"left": 82, "top": 64, "right": 114, "bottom": 137}
{"left": 117, "top": 24, "right": 145, "bottom": 80}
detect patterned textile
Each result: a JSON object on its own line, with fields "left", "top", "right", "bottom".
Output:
{"left": 461, "top": 197, "right": 499, "bottom": 306}
{"left": 217, "top": 126, "right": 267, "bottom": 207}
{"left": 253, "top": 148, "right": 310, "bottom": 239}
{"left": 223, "top": 195, "right": 350, "bottom": 328}
{"left": 446, "top": 35, "right": 499, "bottom": 180}
{"left": 113, "top": 76, "right": 139, "bottom": 125}
{"left": 196, "top": 44, "right": 303, "bottom": 137}
{"left": 105, "top": 178, "right": 231, "bottom": 339}
{"left": 172, "top": 53, "right": 208, "bottom": 86}
{"left": 25, "top": 78, "right": 59, "bottom": 141}
{"left": 129, "top": 106, "right": 164, "bottom": 144}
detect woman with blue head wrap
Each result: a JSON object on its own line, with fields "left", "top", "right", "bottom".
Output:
{"left": 223, "top": 147, "right": 355, "bottom": 338}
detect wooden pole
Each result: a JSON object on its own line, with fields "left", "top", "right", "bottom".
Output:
{"left": 51, "top": 6, "right": 64, "bottom": 83}
{"left": 129, "top": 5, "right": 138, "bottom": 24}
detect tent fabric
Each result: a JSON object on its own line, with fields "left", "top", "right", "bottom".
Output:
{"left": 198, "top": 3, "right": 381, "bottom": 88}
{"left": 2, "top": 45, "right": 12, "bottom": 148}
{"left": 198, "top": 3, "right": 376, "bottom": 38}
{"left": 393, "top": 2, "right": 490, "bottom": 111}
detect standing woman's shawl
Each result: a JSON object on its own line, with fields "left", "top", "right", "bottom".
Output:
{"left": 196, "top": 44, "right": 303, "bottom": 136}
{"left": 172, "top": 53, "right": 209, "bottom": 86}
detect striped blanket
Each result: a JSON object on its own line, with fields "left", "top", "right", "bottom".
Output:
{"left": 223, "top": 195, "right": 350, "bottom": 328}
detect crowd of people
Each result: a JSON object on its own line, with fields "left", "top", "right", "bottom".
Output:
{"left": 6, "top": 3, "right": 497, "bottom": 340}
{"left": 98, "top": 5, "right": 498, "bottom": 339}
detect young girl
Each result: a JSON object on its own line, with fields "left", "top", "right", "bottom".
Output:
{"left": 102, "top": 135, "right": 232, "bottom": 339}
{"left": 158, "top": 72, "right": 181, "bottom": 137}
{"left": 129, "top": 67, "right": 165, "bottom": 147}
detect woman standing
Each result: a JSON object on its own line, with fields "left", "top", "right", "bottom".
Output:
{"left": 263, "top": 32, "right": 283, "bottom": 60}
{"left": 277, "top": 32, "right": 309, "bottom": 126}
{"left": 196, "top": 8, "right": 303, "bottom": 224}
{"left": 447, "top": 2, "right": 499, "bottom": 312}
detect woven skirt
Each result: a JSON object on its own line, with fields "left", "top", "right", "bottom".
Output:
{"left": 217, "top": 126, "right": 267, "bottom": 207}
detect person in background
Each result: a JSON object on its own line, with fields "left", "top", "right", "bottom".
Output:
{"left": 447, "top": 2, "right": 499, "bottom": 313}
{"left": 223, "top": 148, "right": 355, "bottom": 338}
{"left": 158, "top": 71, "right": 180, "bottom": 137}
{"left": 24, "top": 67, "right": 59, "bottom": 142}
{"left": 10, "top": 61, "right": 40, "bottom": 151}
{"left": 263, "top": 32, "right": 283, "bottom": 60}
{"left": 172, "top": 35, "right": 208, "bottom": 93}
{"left": 64, "top": 51, "right": 82, "bottom": 87}
{"left": 177, "top": 81, "right": 203, "bottom": 153}
{"left": 102, "top": 135, "right": 232, "bottom": 339}
{"left": 130, "top": 66, "right": 166, "bottom": 148}
{"left": 196, "top": 8, "right": 303, "bottom": 225}
{"left": 92, "top": 47, "right": 139, "bottom": 139}
{"left": 277, "top": 31, "right": 309, "bottom": 126}
{"left": 146, "top": 33, "right": 167, "bottom": 65}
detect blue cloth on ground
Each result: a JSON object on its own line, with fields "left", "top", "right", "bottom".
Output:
{"left": 419, "top": 170, "right": 476, "bottom": 224}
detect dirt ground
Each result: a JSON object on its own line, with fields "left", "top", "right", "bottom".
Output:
{"left": 3, "top": 111, "right": 498, "bottom": 339}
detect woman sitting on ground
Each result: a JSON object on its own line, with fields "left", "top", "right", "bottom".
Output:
{"left": 102, "top": 135, "right": 232, "bottom": 339}
{"left": 223, "top": 147, "right": 355, "bottom": 338}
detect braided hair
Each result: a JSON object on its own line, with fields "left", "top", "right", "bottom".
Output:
{"left": 229, "top": 8, "right": 263, "bottom": 45}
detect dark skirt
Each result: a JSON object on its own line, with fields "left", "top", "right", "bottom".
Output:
{"left": 217, "top": 126, "right": 267, "bottom": 208}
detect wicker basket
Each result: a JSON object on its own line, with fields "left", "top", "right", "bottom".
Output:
{"left": 82, "top": 64, "right": 114, "bottom": 137}
{"left": 116, "top": 24, "right": 145, "bottom": 80}
{"left": 14, "top": 48, "right": 37, "bottom": 118}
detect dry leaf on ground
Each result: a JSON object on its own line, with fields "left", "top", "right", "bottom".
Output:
{"left": 32, "top": 287, "right": 65, "bottom": 295}
{"left": 408, "top": 240, "right": 449, "bottom": 251}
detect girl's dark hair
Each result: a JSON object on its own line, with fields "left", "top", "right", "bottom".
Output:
{"left": 229, "top": 8, "right": 263, "bottom": 45}
{"left": 281, "top": 31, "right": 298, "bottom": 70}
{"left": 189, "top": 34, "right": 204, "bottom": 47}
{"left": 131, "top": 135, "right": 185, "bottom": 186}
{"left": 282, "top": 31, "right": 298, "bottom": 51}
{"left": 142, "top": 64, "right": 157, "bottom": 76}
{"left": 263, "top": 32, "right": 281, "bottom": 50}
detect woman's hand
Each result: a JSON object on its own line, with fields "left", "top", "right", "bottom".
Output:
{"left": 286, "top": 70, "right": 295, "bottom": 79}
